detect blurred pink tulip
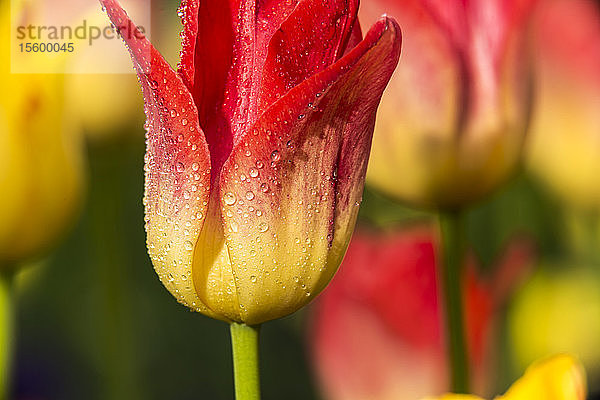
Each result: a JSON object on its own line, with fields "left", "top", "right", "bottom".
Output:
{"left": 362, "top": 0, "right": 537, "bottom": 209}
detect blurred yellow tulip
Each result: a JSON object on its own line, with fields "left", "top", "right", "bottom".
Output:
{"left": 63, "top": 3, "right": 144, "bottom": 141}
{"left": 508, "top": 267, "right": 600, "bottom": 379}
{"left": 423, "top": 355, "right": 586, "bottom": 400}
{"left": 361, "top": 0, "right": 536, "bottom": 209}
{"left": 527, "top": 0, "right": 600, "bottom": 209}
{"left": 0, "top": 0, "right": 85, "bottom": 265}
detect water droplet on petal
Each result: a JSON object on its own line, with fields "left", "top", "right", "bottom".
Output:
{"left": 258, "top": 222, "right": 269, "bottom": 233}
{"left": 224, "top": 192, "right": 236, "bottom": 205}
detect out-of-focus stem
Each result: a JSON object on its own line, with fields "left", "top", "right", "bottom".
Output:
{"left": 0, "top": 270, "right": 15, "bottom": 400}
{"left": 439, "top": 211, "right": 469, "bottom": 393}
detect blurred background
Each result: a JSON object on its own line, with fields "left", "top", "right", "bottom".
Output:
{"left": 3, "top": 0, "right": 600, "bottom": 399}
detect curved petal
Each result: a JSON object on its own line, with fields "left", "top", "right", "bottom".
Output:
{"left": 101, "top": 0, "right": 217, "bottom": 317}
{"left": 176, "top": 0, "right": 301, "bottom": 174}
{"left": 217, "top": 17, "right": 401, "bottom": 324}
{"left": 258, "top": 0, "right": 359, "bottom": 110}
{"left": 499, "top": 355, "right": 586, "bottom": 400}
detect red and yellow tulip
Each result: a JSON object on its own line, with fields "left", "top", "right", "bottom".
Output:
{"left": 101, "top": 0, "right": 401, "bottom": 324}
{"left": 362, "top": 0, "right": 536, "bottom": 209}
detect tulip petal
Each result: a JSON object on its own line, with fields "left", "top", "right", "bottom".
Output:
{"left": 177, "top": 0, "right": 300, "bottom": 92}
{"left": 101, "top": 0, "right": 218, "bottom": 318}
{"left": 176, "top": 0, "right": 301, "bottom": 173}
{"left": 499, "top": 355, "right": 587, "bottom": 400}
{"left": 218, "top": 17, "right": 401, "bottom": 324}
{"left": 258, "top": 0, "right": 359, "bottom": 109}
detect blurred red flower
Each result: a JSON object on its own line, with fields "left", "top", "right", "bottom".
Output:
{"left": 310, "top": 226, "right": 534, "bottom": 400}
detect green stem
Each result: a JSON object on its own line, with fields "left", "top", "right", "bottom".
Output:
{"left": 439, "top": 211, "right": 469, "bottom": 393}
{"left": 0, "top": 271, "right": 15, "bottom": 400}
{"left": 230, "top": 323, "right": 261, "bottom": 400}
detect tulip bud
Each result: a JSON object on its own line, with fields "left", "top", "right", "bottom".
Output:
{"left": 527, "top": 0, "right": 600, "bottom": 209}
{"left": 362, "top": 0, "right": 536, "bottom": 209}
{"left": 102, "top": 0, "right": 401, "bottom": 324}
{"left": 0, "top": 0, "right": 85, "bottom": 265}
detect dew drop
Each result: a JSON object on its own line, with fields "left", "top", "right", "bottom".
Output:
{"left": 191, "top": 162, "right": 199, "bottom": 171}
{"left": 176, "top": 162, "right": 185, "bottom": 172}
{"left": 250, "top": 275, "right": 257, "bottom": 283}
{"left": 258, "top": 222, "right": 269, "bottom": 233}
{"left": 184, "top": 241, "right": 194, "bottom": 251}
{"left": 249, "top": 168, "right": 259, "bottom": 178}
{"left": 224, "top": 192, "right": 236, "bottom": 205}
{"left": 270, "top": 150, "right": 280, "bottom": 162}
{"left": 246, "top": 191, "right": 255, "bottom": 201}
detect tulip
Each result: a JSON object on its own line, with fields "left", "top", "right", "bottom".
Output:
{"left": 527, "top": 0, "right": 600, "bottom": 210}
{"left": 361, "top": 0, "right": 536, "bottom": 209}
{"left": 422, "top": 355, "right": 587, "bottom": 400}
{"left": 311, "top": 227, "right": 533, "bottom": 400}
{"left": 101, "top": 0, "right": 401, "bottom": 398}
{"left": 1, "top": 1, "right": 85, "bottom": 397}
{"left": 358, "top": 0, "right": 536, "bottom": 390}
{"left": 102, "top": 0, "right": 401, "bottom": 325}
{"left": 0, "top": 7, "right": 84, "bottom": 267}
